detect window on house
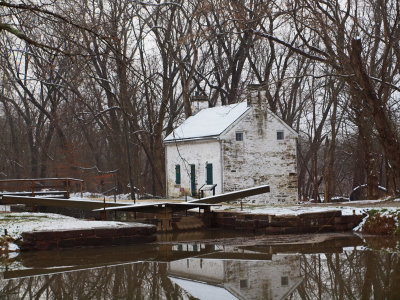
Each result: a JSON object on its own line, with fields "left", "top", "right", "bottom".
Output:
{"left": 236, "top": 132, "right": 244, "bottom": 141}
{"left": 281, "top": 276, "right": 289, "bottom": 286}
{"left": 240, "top": 279, "right": 248, "bottom": 289}
{"left": 175, "top": 165, "right": 181, "bottom": 184}
{"left": 277, "top": 130, "right": 284, "bottom": 140}
{"left": 206, "top": 163, "right": 213, "bottom": 185}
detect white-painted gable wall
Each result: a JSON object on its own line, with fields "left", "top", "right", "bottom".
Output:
{"left": 165, "top": 140, "right": 222, "bottom": 198}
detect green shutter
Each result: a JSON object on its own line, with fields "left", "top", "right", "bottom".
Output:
{"left": 175, "top": 165, "right": 181, "bottom": 184}
{"left": 191, "top": 164, "right": 196, "bottom": 196}
{"left": 206, "top": 163, "right": 213, "bottom": 185}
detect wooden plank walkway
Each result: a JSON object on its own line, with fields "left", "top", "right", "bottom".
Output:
{"left": 189, "top": 185, "right": 270, "bottom": 204}
{"left": 1, "top": 185, "right": 270, "bottom": 212}
{"left": 93, "top": 202, "right": 221, "bottom": 213}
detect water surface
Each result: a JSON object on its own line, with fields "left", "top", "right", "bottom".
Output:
{"left": 1, "top": 232, "right": 399, "bottom": 299}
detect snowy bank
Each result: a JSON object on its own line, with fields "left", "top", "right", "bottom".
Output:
{"left": 215, "top": 204, "right": 369, "bottom": 216}
{"left": 0, "top": 212, "right": 151, "bottom": 241}
{"left": 353, "top": 208, "right": 400, "bottom": 235}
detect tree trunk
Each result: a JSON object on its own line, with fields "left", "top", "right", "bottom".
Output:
{"left": 323, "top": 138, "right": 330, "bottom": 203}
{"left": 350, "top": 39, "right": 400, "bottom": 194}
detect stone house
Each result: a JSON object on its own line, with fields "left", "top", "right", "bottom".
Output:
{"left": 163, "top": 85, "right": 298, "bottom": 204}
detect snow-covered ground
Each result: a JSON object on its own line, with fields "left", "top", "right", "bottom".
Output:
{"left": 0, "top": 212, "right": 148, "bottom": 241}
{"left": 1, "top": 192, "right": 399, "bottom": 243}
{"left": 214, "top": 203, "right": 399, "bottom": 216}
{"left": 214, "top": 201, "right": 400, "bottom": 234}
{"left": 216, "top": 205, "right": 356, "bottom": 216}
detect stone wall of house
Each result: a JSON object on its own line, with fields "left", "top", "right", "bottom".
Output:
{"left": 221, "top": 88, "right": 298, "bottom": 204}
{"left": 165, "top": 140, "right": 222, "bottom": 198}
{"left": 224, "top": 255, "right": 301, "bottom": 299}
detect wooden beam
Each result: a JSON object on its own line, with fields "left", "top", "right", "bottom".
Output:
{"left": 189, "top": 185, "right": 270, "bottom": 204}
{"left": 93, "top": 202, "right": 220, "bottom": 213}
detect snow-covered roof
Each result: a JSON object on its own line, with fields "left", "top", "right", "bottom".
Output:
{"left": 164, "top": 102, "right": 250, "bottom": 142}
{"left": 168, "top": 276, "right": 238, "bottom": 300}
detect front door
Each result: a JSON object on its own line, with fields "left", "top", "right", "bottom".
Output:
{"left": 190, "top": 164, "right": 196, "bottom": 196}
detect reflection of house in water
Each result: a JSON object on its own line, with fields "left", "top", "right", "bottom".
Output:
{"left": 167, "top": 254, "right": 302, "bottom": 300}
{"left": 172, "top": 243, "right": 224, "bottom": 252}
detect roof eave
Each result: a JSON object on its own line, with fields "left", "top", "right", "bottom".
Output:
{"left": 219, "top": 106, "right": 252, "bottom": 137}
{"left": 163, "top": 135, "right": 220, "bottom": 144}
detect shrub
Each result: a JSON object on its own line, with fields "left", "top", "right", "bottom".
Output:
{"left": 362, "top": 212, "right": 397, "bottom": 235}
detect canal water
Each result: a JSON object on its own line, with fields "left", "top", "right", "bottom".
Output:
{"left": 1, "top": 231, "right": 399, "bottom": 299}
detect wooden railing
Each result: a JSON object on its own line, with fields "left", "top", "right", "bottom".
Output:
{"left": 0, "top": 178, "right": 84, "bottom": 198}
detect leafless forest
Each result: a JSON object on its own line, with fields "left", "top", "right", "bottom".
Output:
{"left": 0, "top": 0, "right": 399, "bottom": 201}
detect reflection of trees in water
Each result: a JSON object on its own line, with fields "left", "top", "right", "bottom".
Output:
{"left": 0, "top": 262, "right": 183, "bottom": 299}
{"left": 2, "top": 250, "right": 400, "bottom": 299}
{"left": 289, "top": 251, "right": 400, "bottom": 300}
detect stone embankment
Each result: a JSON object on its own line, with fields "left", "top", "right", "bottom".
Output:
{"left": 206, "top": 210, "right": 363, "bottom": 234}
{"left": 20, "top": 224, "right": 156, "bottom": 251}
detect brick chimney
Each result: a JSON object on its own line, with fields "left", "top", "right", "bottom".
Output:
{"left": 191, "top": 94, "right": 209, "bottom": 115}
{"left": 247, "top": 84, "right": 268, "bottom": 110}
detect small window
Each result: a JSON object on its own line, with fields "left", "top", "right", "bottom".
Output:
{"left": 236, "top": 132, "right": 244, "bottom": 141}
{"left": 175, "top": 165, "right": 181, "bottom": 184}
{"left": 240, "top": 279, "right": 248, "bottom": 289}
{"left": 277, "top": 130, "right": 284, "bottom": 140}
{"left": 281, "top": 276, "right": 289, "bottom": 286}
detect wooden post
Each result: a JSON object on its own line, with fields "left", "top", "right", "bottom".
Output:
{"left": 31, "top": 180, "right": 34, "bottom": 197}
{"left": 157, "top": 207, "right": 173, "bottom": 232}
{"left": 66, "top": 179, "right": 70, "bottom": 199}
{"left": 101, "top": 196, "right": 107, "bottom": 220}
